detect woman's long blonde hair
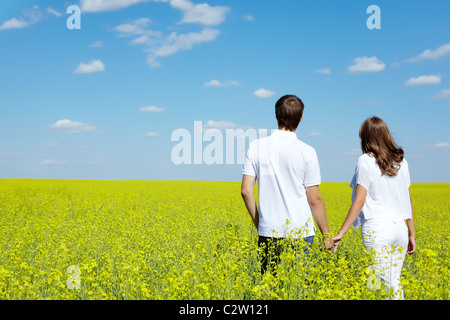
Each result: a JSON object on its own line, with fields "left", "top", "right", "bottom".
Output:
{"left": 359, "top": 117, "right": 404, "bottom": 176}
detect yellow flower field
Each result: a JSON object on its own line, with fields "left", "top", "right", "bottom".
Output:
{"left": 0, "top": 179, "right": 448, "bottom": 300}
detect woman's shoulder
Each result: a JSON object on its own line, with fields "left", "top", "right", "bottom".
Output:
{"left": 399, "top": 157, "right": 409, "bottom": 172}
{"left": 357, "top": 153, "right": 375, "bottom": 165}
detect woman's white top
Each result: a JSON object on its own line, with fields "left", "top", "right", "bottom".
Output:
{"left": 351, "top": 153, "right": 412, "bottom": 227}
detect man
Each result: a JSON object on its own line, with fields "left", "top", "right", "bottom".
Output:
{"left": 241, "top": 94, "right": 332, "bottom": 274}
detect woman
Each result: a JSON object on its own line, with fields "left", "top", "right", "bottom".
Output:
{"left": 331, "top": 117, "right": 415, "bottom": 300}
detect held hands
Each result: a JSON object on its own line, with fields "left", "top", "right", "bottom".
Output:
{"left": 329, "top": 233, "right": 416, "bottom": 255}
{"left": 321, "top": 233, "right": 343, "bottom": 253}
{"left": 322, "top": 234, "right": 334, "bottom": 252}
{"left": 330, "top": 234, "right": 343, "bottom": 253}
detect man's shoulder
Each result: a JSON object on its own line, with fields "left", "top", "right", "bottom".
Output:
{"left": 294, "top": 138, "right": 317, "bottom": 154}
{"left": 248, "top": 135, "right": 269, "bottom": 148}
{"left": 249, "top": 134, "right": 317, "bottom": 154}
{"left": 245, "top": 136, "right": 270, "bottom": 157}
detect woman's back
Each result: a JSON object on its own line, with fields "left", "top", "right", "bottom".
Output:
{"left": 352, "top": 153, "right": 412, "bottom": 227}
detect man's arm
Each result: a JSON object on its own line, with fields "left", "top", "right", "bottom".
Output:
{"left": 305, "top": 185, "right": 332, "bottom": 250}
{"left": 241, "top": 174, "right": 259, "bottom": 229}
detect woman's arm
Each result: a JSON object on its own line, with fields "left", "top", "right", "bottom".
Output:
{"left": 331, "top": 184, "right": 367, "bottom": 253}
{"left": 406, "top": 188, "right": 416, "bottom": 255}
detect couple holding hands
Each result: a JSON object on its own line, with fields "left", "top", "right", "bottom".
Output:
{"left": 241, "top": 94, "right": 416, "bottom": 300}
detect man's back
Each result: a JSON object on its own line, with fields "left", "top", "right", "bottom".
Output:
{"left": 242, "top": 129, "right": 321, "bottom": 238}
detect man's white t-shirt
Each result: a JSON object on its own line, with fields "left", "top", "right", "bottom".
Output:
{"left": 242, "top": 129, "right": 321, "bottom": 238}
{"left": 351, "top": 153, "right": 412, "bottom": 227}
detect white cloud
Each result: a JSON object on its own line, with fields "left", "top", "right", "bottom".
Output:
{"left": 48, "top": 119, "right": 98, "bottom": 134}
{"left": 201, "top": 120, "right": 253, "bottom": 134}
{"left": 204, "top": 80, "right": 238, "bottom": 87}
{"left": 433, "top": 89, "right": 450, "bottom": 100}
{"left": 348, "top": 148, "right": 362, "bottom": 156}
{"left": 330, "top": 147, "right": 362, "bottom": 157}
{"left": 0, "top": 18, "right": 28, "bottom": 30}
{"left": 152, "top": 28, "right": 220, "bottom": 57}
{"left": 204, "top": 120, "right": 239, "bottom": 130}
{"left": 436, "top": 142, "right": 449, "bottom": 148}
{"left": 81, "top": 0, "right": 231, "bottom": 27}
{"left": 109, "top": 2, "right": 228, "bottom": 67}
{"left": 405, "top": 75, "right": 442, "bottom": 86}
{"left": 408, "top": 43, "right": 450, "bottom": 62}
{"left": 74, "top": 59, "right": 105, "bottom": 74}
{"left": 134, "top": 17, "right": 153, "bottom": 26}
{"left": 46, "top": 8, "right": 62, "bottom": 17}
{"left": 139, "top": 106, "right": 166, "bottom": 112}
{"left": 146, "top": 57, "right": 161, "bottom": 68}
{"left": 114, "top": 18, "right": 162, "bottom": 48}
{"left": 115, "top": 23, "right": 144, "bottom": 34}
{"left": 426, "top": 142, "right": 449, "bottom": 148}
{"left": 115, "top": 18, "right": 153, "bottom": 35}
{"left": 204, "top": 80, "right": 220, "bottom": 87}
{"left": 391, "top": 62, "right": 401, "bottom": 69}
{"left": 41, "top": 159, "right": 68, "bottom": 165}
{"left": 113, "top": 18, "right": 219, "bottom": 66}
{"left": 22, "top": 5, "right": 45, "bottom": 25}
{"left": 308, "top": 132, "right": 323, "bottom": 137}
{"left": 0, "top": 5, "right": 60, "bottom": 31}
{"left": 146, "top": 132, "right": 160, "bottom": 138}
{"left": 315, "top": 68, "right": 331, "bottom": 75}
{"left": 1, "top": 5, "right": 45, "bottom": 30}
{"left": 80, "top": 0, "right": 163, "bottom": 12}
{"left": 254, "top": 88, "right": 275, "bottom": 99}
{"left": 242, "top": 14, "right": 254, "bottom": 21}
{"left": 89, "top": 40, "right": 104, "bottom": 48}
{"left": 170, "top": 0, "right": 230, "bottom": 26}
{"left": 130, "top": 35, "right": 150, "bottom": 45}
{"left": 348, "top": 56, "right": 385, "bottom": 73}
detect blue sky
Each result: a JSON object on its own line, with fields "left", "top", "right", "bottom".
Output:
{"left": 0, "top": 0, "right": 449, "bottom": 182}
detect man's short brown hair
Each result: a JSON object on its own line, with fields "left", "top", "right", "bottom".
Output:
{"left": 275, "top": 95, "right": 304, "bottom": 131}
